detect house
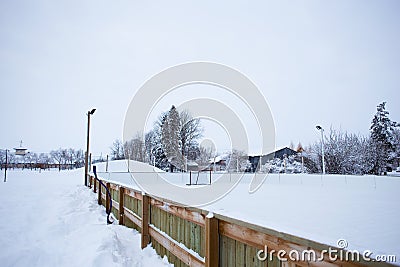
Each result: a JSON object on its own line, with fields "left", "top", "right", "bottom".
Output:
{"left": 208, "top": 154, "right": 228, "bottom": 171}
{"left": 248, "top": 147, "right": 297, "bottom": 172}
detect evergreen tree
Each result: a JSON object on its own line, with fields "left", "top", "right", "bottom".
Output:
{"left": 140, "top": 107, "right": 203, "bottom": 171}
{"left": 369, "top": 102, "right": 398, "bottom": 174}
{"left": 161, "top": 106, "right": 183, "bottom": 171}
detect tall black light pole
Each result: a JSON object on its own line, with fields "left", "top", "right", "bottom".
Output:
{"left": 84, "top": 108, "right": 96, "bottom": 186}
{"left": 316, "top": 125, "right": 326, "bottom": 175}
{"left": 4, "top": 149, "right": 8, "bottom": 182}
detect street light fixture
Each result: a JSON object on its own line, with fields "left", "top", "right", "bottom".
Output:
{"left": 316, "top": 125, "right": 325, "bottom": 174}
{"left": 84, "top": 108, "right": 96, "bottom": 186}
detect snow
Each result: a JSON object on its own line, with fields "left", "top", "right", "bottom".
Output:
{"left": 149, "top": 224, "right": 204, "bottom": 263}
{"left": 0, "top": 169, "right": 172, "bottom": 267}
{"left": 205, "top": 174, "right": 400, "bottom": 261}
{"left": 206, "top": 212, "right": 214, "bottom": 219}
{"left": 95, "top": 160, "right": 400, "bottom": 264}
{"left": 2, "top": 160, "right": 398, "bottom": 265}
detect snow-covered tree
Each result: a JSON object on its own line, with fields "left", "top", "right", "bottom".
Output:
{"left": 38, "top": 153, "right": 51, "bottom": 167}
{"left": 226, "top": 149, "right": 250, "bottom": 172}
{"left": 110, "top": 139, "right": 125, "bottom": 160}
{"left": 74, "top": 149, "right": 85, "bottom": 168}
{"left": 144, "top": 130, "right": 156, "bottom": 165}
{"left": 303, "top": 143, "right": 322, "bottom": 173}
{"left": 392, "top": 128, "right": 400, "bottom": 170}
{"left": 161, "top": 106, "right": 183, "bottom": 171}
{"left": 369, "top": 102, "right": 398, "bottom": 174}
{"left": 147, "top": 112, "right": 170, "bottom": 170}
{"left": 262, "top": 155, "right": 304, "bottom": 173}
{"left": 124, "top": 135, "right": 146, "bottom": 162}
{"left": 179, "top": 110, "right": 203, "bottom": 160}
{"left": 197, "top": 146, "right": 214, "bottom": 170}
{"left": 50, "top": 149, "right": 64, "bottom": 171}
{"left": 140, "top": 107, "right": 204, "bottom": 171}
{"left": 0, "top": 150, "right": 6, "bottom": 170}
{"left": 303, "top": 128, "right": 374, "bottom": 175}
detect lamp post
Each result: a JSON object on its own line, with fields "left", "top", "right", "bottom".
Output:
{"left": 84, "top": 108, "right": 96, "bottom": 186}
{"left": 316, "top": 125, "right": 325, "bottom": 175}
{"left": 3, "top": 149, "right": 8, "bottom": 182}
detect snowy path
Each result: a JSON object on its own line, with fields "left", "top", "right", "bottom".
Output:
{"left": 0, "top": 170, "right": 172, "bottom": 267}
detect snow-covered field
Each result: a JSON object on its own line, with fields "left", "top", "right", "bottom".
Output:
{"left": 97, "top": 160, "right": 400, "bottom": 265}
{"left": 2, "top": 161, "right": 399, "bottom": 266}
{"left": 0, "top": 169, "right": 172, "bottom": 267}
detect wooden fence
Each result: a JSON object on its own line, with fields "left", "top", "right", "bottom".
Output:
{"left": 88, "top": 176, "right": 394, "bottom": 267}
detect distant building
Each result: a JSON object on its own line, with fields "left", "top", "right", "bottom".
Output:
{"left": 208, "top": 154, "right": 228, "bottom": 171}
{"left": 14, "top": 141, "right": 28, "bottom": 156}
{"left": 14, "top": 147, "right": 28, "bottom": 156}
{"left": 248, "top": 147, "right": 297, "bottom": 172}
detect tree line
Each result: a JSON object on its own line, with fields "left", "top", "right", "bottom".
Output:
{"left": 0, "top": 148, "right": 85, "bottom": 170}
{"left": 302, "top": 102, "right": 400, "bottom": 175}
{"left": 112, "top": 102, "right": 399, "bottom": 175}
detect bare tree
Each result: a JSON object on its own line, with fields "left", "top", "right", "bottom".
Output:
{"left": 38, "top": 153, "right": 51, "bottom": 169}
{"left": 124, "top": 134, "right": 146, "bottom": 162}
{"left": 197, "top": 146, "right": 214, "bottom": 170}
{"left": 110, "top": 139, "right": 125, "bottom": 160}
{"left": 74, "top": 149, "right": 84, "bottom": 168}
{"left": 179, "top": 110, "right": 203, "bottom": 159}
{"left": 226, "top": 149, "right": 250, "bottom": 172}
{"left": 50, "top": 149, "right": 64, "bottom": 171}
{"left": 145, "top": 130, "right": 157, "bottom": 165}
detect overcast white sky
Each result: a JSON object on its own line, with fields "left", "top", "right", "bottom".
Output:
{"left": 1, "top": 1, "right": 399, "bottom": 157}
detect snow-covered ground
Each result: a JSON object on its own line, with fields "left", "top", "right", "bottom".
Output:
{"left": 97, "top": 160, "right": 400, "bottom": 265}
{"left": 3, "top": 161, "right": 397, "bottom": 266}
{"left": 0, "top": 169, "right": 172, "bottom": 267}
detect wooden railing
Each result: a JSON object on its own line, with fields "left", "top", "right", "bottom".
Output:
{"left": 88, "top": 176, "right": 394, "bottom": 267}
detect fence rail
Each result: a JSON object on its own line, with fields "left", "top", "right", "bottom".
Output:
{"left": 88, "top": 175, "right": 394, "bottom": 267}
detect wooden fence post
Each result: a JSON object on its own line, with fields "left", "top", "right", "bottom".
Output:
{"left": 205, "top": 215, "right": 219, "bottom": 267}
{"left": 119, "top": 186, "right": 125, "bottom": 225}
{"left": 106, "top": 182, "right": 111, "bottom": 213}
{"left": 93, "top": 177, "right": 97, "bottom": 193}
{"left": 98, "top": 179, "right": 102, "bottom": 205}
{"left": 141, "top": 194, "right": 150, "bottom": 249}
